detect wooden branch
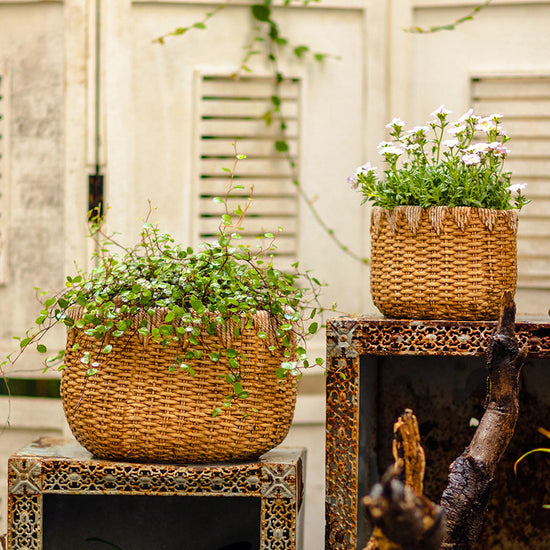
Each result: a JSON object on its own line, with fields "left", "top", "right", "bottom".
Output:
{"left": 440, "top": 291, "right": 528, "bottom": 549}
{"left": 363, "top": 410, "right": 445, "bottom": 550}
{"left": 392, "top": 409, "right": 426, "bottom": 497}
{"left": 363, "top": 469, "right": 445, "bottom": 550}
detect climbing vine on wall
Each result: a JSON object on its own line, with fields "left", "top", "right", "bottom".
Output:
{"left": 155, "top": 0, "right": 367, "bottom": 265}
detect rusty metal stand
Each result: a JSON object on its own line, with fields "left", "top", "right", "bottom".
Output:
{"left": 8, "top": 438, "right": 305, "bottom": 550}
{"left": 325, "top": 317, "right": 550, "bottom": 550}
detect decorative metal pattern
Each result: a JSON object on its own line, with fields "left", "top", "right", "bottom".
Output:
{"left": 325, "top": 317, "right": 550, "bottom": 550}
{"left": 8, "top": 438, "right": 304, "bottom": 550}
{"left": 8, "top": 495, "right": 41, "bottom": 550}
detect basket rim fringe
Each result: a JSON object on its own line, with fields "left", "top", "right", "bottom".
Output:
{"left": 371, "top": 205, "right": 519, "bottom": 235}
{"left": 66, "top": 307, "right": 291, "bottom": 351}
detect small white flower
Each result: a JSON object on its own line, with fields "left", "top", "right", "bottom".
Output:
{"left": 457, "top": 109, "right": 474, "bottom": 123}
{"left": 442, "top": 139, "right": 459, "bottom": 148}
{"left": 476, "top": 117, "right": 497, "bottom": 132}
{"left": 386, "top": 117, "right": 406, "bottom": 129}
{"left": 487, "top": 141, "right": 510, "bottom": 157}
{"left": 347, "top": 162, "right": 377, "bottom": 189}
{"left": 408, "top": 126, "right": 429, "bottom": 135}
{"left": 461, "top": 153, "right": 481, "bottom": 166}
{"left": 379, "top": 145, "right": 405, "bottom": 157}
{"left": 468, "top": 142, "right": 490, "bottom": 154}
{"left": 447, "top": 124, "right": 466, "bottom": 135}
{"left": 430, "top": 105, "right": 452, "bottom": 117}
{"left": 377, "top": 141, "right": 394, "bottom": 150}
{"left": 406, "top": 143, "right": 422, "bottom": 151}
{"left": 508, "top": 182, "right": 528, "bottom": 194}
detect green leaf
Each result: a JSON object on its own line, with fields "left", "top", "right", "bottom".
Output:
{"left": 275, "top": 367, "right": 287, "bottom": 379}
{"left": 37, "top": 344, "right": 47, "bottom": 353}
{"left": 251, "top": 4, "right": 271, "bottom": 22}
{"left": 294, "top": 45, "right": 309, "bottom": 58}
{"left": 193, "top": 22, "right": 207, "bottom": 29}
{"left": 275, "top": 140, "right": 289, "bottom": 153}
{"left": 102, "top": 344, "right": 113, "bottom": 354}
{"left": 225, "top": 348, "right": 238, "bottom": 359}
{"left": 190, "top": 297, "right": 205, "bottom": 314}
{"left": 308, "top": 322, "right": 318, "bottom": 334}
{"left": 86, "top": 368, "right": 98, "bottom": 377}
{"left": 20, "top": 337, "right": 31, "bottom": 349}
{"left": 212, "top": 407, "right": 221, "bottom": 417}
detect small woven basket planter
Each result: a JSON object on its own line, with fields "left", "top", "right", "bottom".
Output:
{"left": 60, "top": 309, "right": 297, "bottom": 464}
{"left": 370, "top": 206, "right": 518, "bottom": 320}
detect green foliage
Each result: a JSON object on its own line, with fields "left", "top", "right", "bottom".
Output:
{"left": 349, "top": 107, "right": 529, "bottom": 211}
{"left": 5, "top": 149, "right": 325, "bottom": 411}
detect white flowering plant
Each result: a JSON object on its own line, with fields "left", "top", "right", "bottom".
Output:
{"left": 348, "top": 106, "right": 529, "bottom": 210}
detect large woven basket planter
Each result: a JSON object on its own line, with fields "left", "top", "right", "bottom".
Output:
{"left": 60, "top": 309, "right": 297, "bottom": 464}
{"left": 370, "top": 206, "right": 518, "bottom": 320}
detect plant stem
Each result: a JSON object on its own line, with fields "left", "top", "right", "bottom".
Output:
{"left": 404, "top": 0, "right": 494, "bottom": 34}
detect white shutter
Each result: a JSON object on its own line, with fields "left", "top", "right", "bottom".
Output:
{"left": 0, "top": 70, "right": 9, "bottom": 284}
{"left": 472, "top": 75, "right": 550, "bottom": 290}
{"left": 196, "top": 74, "right": 300, "bottom": 269}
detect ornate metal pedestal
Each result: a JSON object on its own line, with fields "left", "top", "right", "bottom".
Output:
{"left": 8, "top": 438, "right": 305, "bottom": 550}
{"left": 325, "top": 317, "right": 550, "bottom": 550}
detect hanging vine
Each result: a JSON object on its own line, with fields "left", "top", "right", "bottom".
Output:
{"left": 155, "top": 0, "right": 367, "bottom": 265}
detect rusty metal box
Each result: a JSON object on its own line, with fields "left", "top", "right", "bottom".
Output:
{"left": 325, "top": 317, "right": 550, "bottom": 550}
{"left": 8, "top": 438, "right": 305, "bottom": 550}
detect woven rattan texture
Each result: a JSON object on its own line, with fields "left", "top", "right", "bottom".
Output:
{"left": 60, "top": 311, "right": 297, "bottom": 464}
{"left": 370, "top": 206, "right": 518, "bottom": 320}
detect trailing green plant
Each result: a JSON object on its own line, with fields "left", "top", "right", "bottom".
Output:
{"left": 348, "top": 106, "right": 529, "bottom": 211}
{"left": 3, "top": 149, "right": 325, "bottom": 413}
